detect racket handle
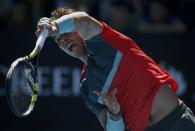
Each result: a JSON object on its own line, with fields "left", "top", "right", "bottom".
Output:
{"left": 36, "top": 28, "right": 49, "bottom": 49}
{"left": 29, "top": 28, "right": 49, "bottom": 58}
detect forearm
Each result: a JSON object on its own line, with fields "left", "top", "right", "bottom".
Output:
{"left": 98, "top": 109, "right": 107, "bottom": 129}
{"left": 53, "top": 12, "right": 102, "bottom": 40}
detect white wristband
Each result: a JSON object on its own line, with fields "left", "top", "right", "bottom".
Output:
{"left": 107, "top": 111, "right": 122, "bottom": 121}
{"left": 54, "top": 15, "right": 75, "bottom": 34}
{"left": 106, "top": 115, "right": 125, "bottom": 131}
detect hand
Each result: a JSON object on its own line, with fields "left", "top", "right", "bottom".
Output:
{"left": 35, "top": 17, "right": 58, "bottom": 37}
{"left": 93, "top": 88, "right": 121, "bottom": 116}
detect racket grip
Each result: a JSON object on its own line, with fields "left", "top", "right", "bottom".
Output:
{"left": 36, "top": 28, "right": 49, "bottom": 49}
{"left": 29, "top": 28, "right": 49, "bottom": 58}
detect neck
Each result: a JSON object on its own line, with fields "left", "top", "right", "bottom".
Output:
{"left": 79, "top": 54, "right": 88, "bottom": 65}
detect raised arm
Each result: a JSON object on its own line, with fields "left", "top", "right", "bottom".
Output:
{"left": 36, "top": 10, "right": 102, "bottom": 40}
{"left": 66, "top": 12, "right": 103, "bottom": 40}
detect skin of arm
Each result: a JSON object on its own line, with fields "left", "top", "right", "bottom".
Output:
{"left": 93, "top": 89, "right": 122, "bottom": 130}
{"left": 36, "top": 12, "right": 103, "bottom": 40}
{"left": 69, "top": 12, "right": 103, "bottom": 40}
{"left": 98, "top": 108, "right": 107, "bottom": 130}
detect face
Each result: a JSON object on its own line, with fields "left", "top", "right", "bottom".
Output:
{"left": 53, "top": 32, "right": 86, "bottom": 58}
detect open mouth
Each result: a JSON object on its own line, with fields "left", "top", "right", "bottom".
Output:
{"left": 67, "top": 43, "right": 77, "bottom": 51}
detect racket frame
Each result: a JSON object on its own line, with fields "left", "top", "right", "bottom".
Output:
{"left": 5, "top": 28, "right": 48, "bottom": 117}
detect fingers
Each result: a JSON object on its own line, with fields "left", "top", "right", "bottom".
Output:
{"left": 36, "top": 22, "right": 48, "bottom": 37}
{"left": 37, "top": 17, "right": 51, "bottom": 29}
{"left": 93, "top": 90, "right": 109, "bottom": 98}
{"left": 39, "top": 17, "right": 50, "bottom": 23}
{"left": 93, "top": 90, "right": 117, "bottom": 104}
{"left": 35, "top": 26, "right": 51, "bottom": 37}
{"left": 111, "top": 88, "right": 118, "bottom": 97}
{"left": 93, "top": 90, "right": 108, "bottom": 102}
{"left": 93, "top": 89, "right": 120, "bottom": 115}
{"left": 35, "top": 28, "right": 40, "bottom": 37}
{"left": 36, "top": 17, "right": 57, "bottom": 37}
{"left": 37, "top": 22, "right": 51, "bottom": 32}
{"left": 93, "top": 90, "right": 103, "bottom": 97}
{"left": 93, "top": 88, "right": 118, "bottom": 99}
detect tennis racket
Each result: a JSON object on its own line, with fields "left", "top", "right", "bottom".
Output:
{"left": 5, "top": 28, "right": 48, "bottom": 117}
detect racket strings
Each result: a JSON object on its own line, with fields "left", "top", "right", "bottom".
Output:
{"left": 11, "top": 94, "right": 31, "bottom": 113}
{"left": 9, "top": 62, "right": 35, "bottom": 114}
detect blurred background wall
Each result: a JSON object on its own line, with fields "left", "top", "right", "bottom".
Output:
{"left": 0, "top": 0, "right": 195, "bottom": 131}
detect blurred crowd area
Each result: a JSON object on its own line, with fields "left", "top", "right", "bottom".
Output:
{"left": 0, "top": 0, "right": 195, "bottom": 33}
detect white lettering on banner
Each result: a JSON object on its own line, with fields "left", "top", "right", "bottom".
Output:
{"left": 72, "top": 68, "right": 80, "bottom": 96}
{"left": 0, "top": 63, "right": 192, "bottom": 99}
{"left": 0, "top": 65, "right": 81, "bottom": 97}
{"left": 52, "top": 67, "right": 71, "bottom": 97}
{"left": 38, "top": 66, "right": 53, "bottom": 96}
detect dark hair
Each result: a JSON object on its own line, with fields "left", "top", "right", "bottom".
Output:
{"left": 50, "top": 7, "right": 76, "bottom": 20}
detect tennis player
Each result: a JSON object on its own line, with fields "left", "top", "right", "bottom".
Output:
{"left": 36, "top": 7, "right": 195, "bottom": 131}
